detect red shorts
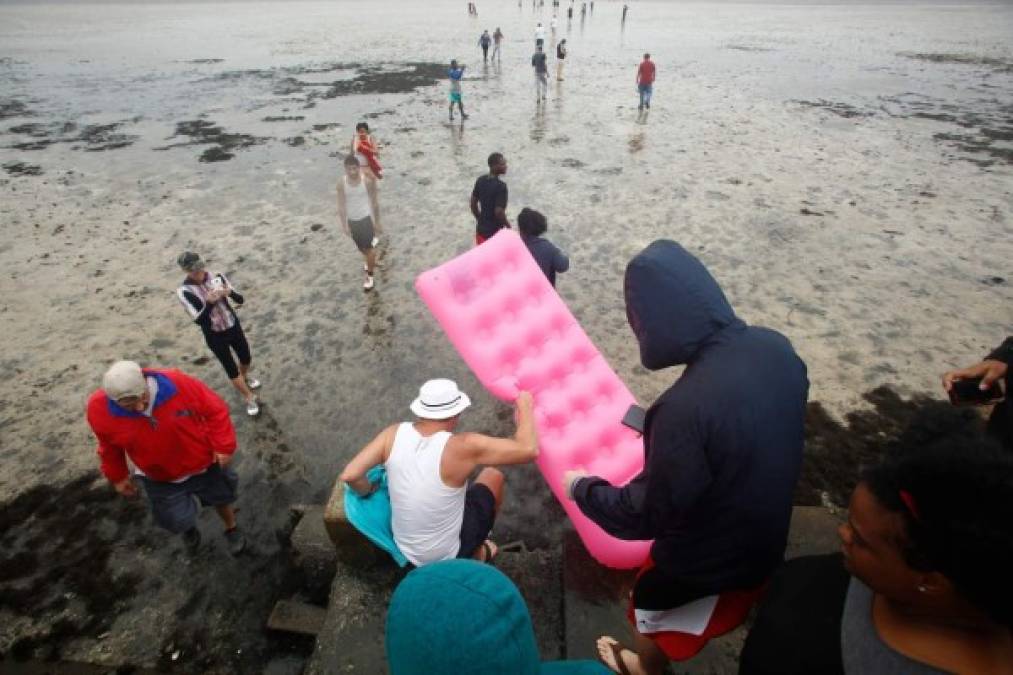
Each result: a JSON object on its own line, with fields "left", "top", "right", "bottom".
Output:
{"left": 475, "top": 233, "right": 488, "bottom": 246}
{"left": 627, "top": 558, "right": 768, "bottom": 661}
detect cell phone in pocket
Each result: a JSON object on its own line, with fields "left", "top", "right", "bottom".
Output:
{"left": 948, "top": 377, "right": 1004, "bottom": 406}
{"left": 621, "top": 404, "right": 647, "bottom": 434}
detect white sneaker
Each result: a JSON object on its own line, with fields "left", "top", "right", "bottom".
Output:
{"left": 363, "top": 275, "right": 374, "bottom": 290}
{"left": 246, "top": 398, "right": 260, "bottom": 416}
{"left": 246, "top": 377, "right": 261, "bottom": 390}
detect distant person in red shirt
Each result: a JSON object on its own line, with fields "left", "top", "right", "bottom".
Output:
{"left": 637, "top": 53, "right": 656, "bottom": 111}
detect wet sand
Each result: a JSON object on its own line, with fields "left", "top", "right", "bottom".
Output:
{"left": 1, "top": 0, "right": 1011, "bottom": 670}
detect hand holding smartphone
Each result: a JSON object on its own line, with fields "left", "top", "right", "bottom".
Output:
{"left": 621, "top": 404, "right": 646, "bottom": 434}
{"left": 948, "top": 376, "right": 1004, "bottom": 406}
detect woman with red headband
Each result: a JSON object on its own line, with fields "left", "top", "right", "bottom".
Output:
{"left": 739, "top": 408, "right": 1013, "bottom": 675}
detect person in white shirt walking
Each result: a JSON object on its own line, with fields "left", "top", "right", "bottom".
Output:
{"left": 336, "top": 154, "right": 383, "bottom": 290}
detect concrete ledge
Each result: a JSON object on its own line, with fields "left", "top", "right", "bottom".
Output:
{"left": 323, "top": 478, "right": 384, "bottom": 567}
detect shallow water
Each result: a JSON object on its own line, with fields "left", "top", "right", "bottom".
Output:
{"left": 1, "top": 0, "right": 1011, "bottom": 669}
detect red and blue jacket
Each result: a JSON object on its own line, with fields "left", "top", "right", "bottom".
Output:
{"left": 86, "top": 369, "right": 236, "bottom": 483}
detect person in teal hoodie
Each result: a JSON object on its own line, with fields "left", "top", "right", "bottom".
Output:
{"left": 386, "top": 559, "right": 609, "bottom": 674}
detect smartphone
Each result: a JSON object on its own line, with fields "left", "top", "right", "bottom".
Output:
{"left": 948, "top": 377, "right": 1004, "bottom": 406}
{"left": 621, "top": 404, "right": 647, "bottom": 434}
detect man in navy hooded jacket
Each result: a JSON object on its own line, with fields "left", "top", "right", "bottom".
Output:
{"left": 564, "top": 241, "right": 808, "bottom": 675}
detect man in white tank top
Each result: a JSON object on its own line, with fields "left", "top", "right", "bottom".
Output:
{"left": 340, "top": 379, "right": 537, "bottom": 566}
{"left": 336, "top": 154, "right": 383, "bottom": 290}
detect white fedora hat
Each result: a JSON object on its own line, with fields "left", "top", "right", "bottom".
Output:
{"left": 410, "top": 379, "right": 472, "bottom": 420}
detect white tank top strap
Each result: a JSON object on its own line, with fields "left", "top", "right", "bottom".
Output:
{"left": 386, "top": 422, "right": 466, "bottom": 566}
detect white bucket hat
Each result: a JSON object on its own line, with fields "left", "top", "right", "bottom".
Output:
{"left": 410, "top": 379, "right": 472, "bottom": 420}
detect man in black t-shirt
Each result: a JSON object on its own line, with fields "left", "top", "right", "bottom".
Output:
{"left": 469, "top": 152, "right": 509, "bottom": 245}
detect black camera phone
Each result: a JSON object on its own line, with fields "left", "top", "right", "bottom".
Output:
{"left": 948, "top": 377, "right": 1004, "bottom": 406}
{"left": 621, "top": 404, "right": 646, "bottom": 434}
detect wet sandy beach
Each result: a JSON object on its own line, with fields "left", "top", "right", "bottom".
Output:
{"left": 1, "top": 0, "right": 1011, "bottom": 670}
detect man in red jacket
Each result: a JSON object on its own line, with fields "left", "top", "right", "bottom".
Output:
{"left": 86, "top": 360, "right": 246, "bottom": 555}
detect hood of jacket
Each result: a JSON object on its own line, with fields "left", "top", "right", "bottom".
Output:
{"left": 386, "top": 559, "right": 541, "bottom": 675}
{"left": 624, "top": 240, "right": 743, "bottom": 369}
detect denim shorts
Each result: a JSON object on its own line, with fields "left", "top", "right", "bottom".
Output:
{"left": 138, "top": 463, "right": 238, "bottom": 534}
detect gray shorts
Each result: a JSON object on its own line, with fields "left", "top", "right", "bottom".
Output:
{"left": 138, "top": 463, "right": 238, "bottom": 534}
{"left": 349, "top": 216, "right": 375, "bottom": 252}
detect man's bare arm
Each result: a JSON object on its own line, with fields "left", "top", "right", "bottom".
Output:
{"left": 470, "top": 193, "right": 481, "bottom": 221}
{"left": 339, "top": 425, "right": 397, "bottom": 496}
{"left": 494, "top": 206, "right": 510, "bottom": 228}
{"left": 336, "top": 182, "right": 350, "bottom": 235}
{"left": 443, "top": 393, "right": 537, "bottom": 484}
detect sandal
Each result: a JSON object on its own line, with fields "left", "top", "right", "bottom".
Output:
{"left": 479, "top": 539, "right": 498, "bottom": 564}
{"left": 596, "top": 635, "right": 635, "bottom": 675}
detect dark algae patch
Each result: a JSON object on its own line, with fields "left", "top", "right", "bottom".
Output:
{"left": 794, "top": 99, "right": 873, "bottom": 119}
{"left": 0, "top": 100, "right": 35, "bottom": 120}
{"left": 155, "top": 119, "right": 267, "bottom": 162}
{"left": 0, "top": 474, "right": 146, "bottom": 661}
{"left": 797, "top": 386, "right": 988, "bottom": 507}
{"left": 211, "top": 61, "right": 446, "bottom": 103}
{"left": 899, "top": 52, "right": 1013, "bottom": 74}
{"left": 2, "top": 162, "right": 43, "bottom": 176}
{"left": 5, "top": 120, "right": 138, "bottom": 152}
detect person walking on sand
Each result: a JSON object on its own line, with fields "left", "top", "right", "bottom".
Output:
{"left": 532, "top": 44, "right": 549, "bottom": 101}
{"left": 336, "top": 154, "right": 383, "bottom": 290}
{"left": 550, "top": 14, "right": 558, "bottom": 33}
{"left": 556, "top": 39, "right": 567, "bottom": 80}
{"left": 518, "top": 207, "right": 569, "bottom": 287}
{"left": 339, "top": 381, "right": 538, "bottom": 567}
{"left": 492, "top": 27, "right": 504, "bottom": 62}
{"left": 534, "top": 22, "right": 545, "bottom": 48}
{"left": 470, "top": 152, "right": 510, "bottom": 245}
{"left": 86, "top": 360, "right": 248, "bottom": 555}
{"left": 637, "top": 52, "right": 656, "bottom": 110}
{"left": 176, "top": 251, "right": 260, "bottom": 417}
{"left": 448, "top": 59, "right": 469, "bottom": 121}
{"left": 350, "top": 121, "right": 383, "bottom": 180}
{"left": 479, "top": 30, "right": 492, "bottom": 62}
{"left": 622, "top": 3, "right": 628, "bottom": 22}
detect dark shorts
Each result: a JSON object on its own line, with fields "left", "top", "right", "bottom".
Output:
{"left": 205, "top": 322, "right": 251, "bottom": 380}
{"left": 349, "top": 216, "right": 375, "bottom": 253}
{"left": 456, "top": 483, "right": 497, "bottom": 558}
{"left": 139, "top": 463, "right": 238, "bottom": 534}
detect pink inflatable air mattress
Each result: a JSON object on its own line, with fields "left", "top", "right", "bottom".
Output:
{"left": 415, "top": 230, "right": 652, "bottom": 568}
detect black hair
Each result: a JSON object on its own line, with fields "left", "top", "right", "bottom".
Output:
{"left": 861, "top": 408, "right": 1013, "bottom": 627}
{"left": 487, "top": 152, "right": 504, "bottom": 169}
{"left": 517, "top": 208, "right": 547, "bottom": 237}
{"left": 343, "top": 154, "right": 360, "bottom": 167}
{"left": 355, "top": 122, "right": 369, "bottom": 132}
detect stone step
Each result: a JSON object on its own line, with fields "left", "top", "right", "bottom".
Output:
{"left": 267, "top": 599, "right": 328, "bottom": 637}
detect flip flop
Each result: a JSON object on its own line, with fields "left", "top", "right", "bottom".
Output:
{"left": 480, "top": 539, "right": 499, "bottom": 564}
{"left": 596, "top": 635, "right": 634, "bottom": 675}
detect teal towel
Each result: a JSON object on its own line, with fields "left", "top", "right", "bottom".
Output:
{"left": 344, "top": 465, "right": 409, "bottom": 567}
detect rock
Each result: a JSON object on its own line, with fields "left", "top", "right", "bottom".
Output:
{"left": 267, "top": 599, "right": 328, "bottom": 636}
{"left": 784, "top": 506, "right": 843, "bottom": 560}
